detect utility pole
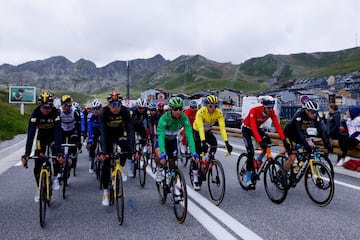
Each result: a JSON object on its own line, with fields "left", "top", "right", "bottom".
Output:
{"left": 126, "top": 61, "right": 130, "bottom": 100}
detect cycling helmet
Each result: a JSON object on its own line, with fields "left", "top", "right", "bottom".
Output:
{"left": 261, "top": 96, "right": 275, "bottom": 107}
{"left": 38, "top": 91, "right": 54, "bottom": 105}
{"left": 136, "top": 98, "right": 147, "bottom": 108}
{"left": 168, "top": 97, "right": 184, "bottom": 108}
{"left": 148, "top": 102, "right": 157, "bottom": 110}
{"left": 157, "top": 101, "right": 165, "bottom": 108}
{"left": 189, "top": 100, "right": 198, "bottom": 108}
{"left": 72, "top": 102, "right": 79, "bottom": 108}
{"left": 206, "top": 95, "right": 218, "bottom": 104}
{"left": 304, "top": 99, "right": 319, "bottom": 111}
{"left": 91, "top": 99, "right": 102, "bottom": 108}
{"left": 85, "top": 103, "right": 92, "bottom": 109}
{"left": 61, "top": 95, "right": 73, "bottom": 105}
{"left": 107, "top": 91, "right": 122, "bottom": 103}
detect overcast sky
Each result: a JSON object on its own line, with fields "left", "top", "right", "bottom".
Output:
{"left": 1, "top": 0, "right": 359, "bottom": 67}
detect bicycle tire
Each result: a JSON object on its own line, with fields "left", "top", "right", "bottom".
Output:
{"left": 318, "top": 153, "right": 334, "bottom": 179}
{"left": 115, "top": 169, "right": 124, "bottom": 225}
{"left": 263, "top": 159, "right": 288, "bottom": 204}
{"left": 172, "top": 169, "right": 187, "bottom": 224}
{"left": 156, "top": 171, "right": 167, "bottom": 204}
{"left": 132, "top": 153, "right": 138, "bottom": 178}
{"left": 139, "top": 154, "right": 147, "bottom": 188}
{"left": 236, "top": 153, "right": 249, "bottom": 190}
{"left": 39, "top": 171, "right": 47, "bottom": 228}
{"left": 304, "top": 161, "right": 335, "bottom": 207}
{"left": 62, "top": 159, "right": 69, "bottom": 199}
{"left": 207, "top": 160, "right": 225, "bottom": 206}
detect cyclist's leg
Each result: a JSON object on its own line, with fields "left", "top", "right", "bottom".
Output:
{"left": 242, "top": 127, "right": 255, "bottom": 188}
{"left": 166, "top": 139, "right": 177, "bottom": 170}
{"left": 191, "top": 131, "right": 201, "bottom": 186}
{"left": 206, "top": 131, "right": 217, "bottom": 153}
{"left": 118, "top": 137, "right": 130, "bottom": 180}
{"left": 101, "top": 156, "right": 111, "bottom": 206}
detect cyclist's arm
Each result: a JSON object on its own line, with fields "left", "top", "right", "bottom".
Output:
{"left": 271, "top": 111, "right": 285, "bottom": 140}
{"left": 53, "top": 113, "right": 62, "bottom": 155}
{"left": 193, "top": 109, "right": 206, "bottom": 141}
{"left": 156, "top": 114, "right": 167, "bottom": 153}
{"left": 124, "top": 110, "right": 135, "bottom": 153}
{"left": 87, "top": 115, "right": 94, "bottom": 141}
{"left": 25, "top": 113, "right": 38, "bottom": 156}
{"left": 216, "top": 110, "right": 228, "bottom": 142}
{"left": 99, "top": 107, "right": 108, "bottom": 153}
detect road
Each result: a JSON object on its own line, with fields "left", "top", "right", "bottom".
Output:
{"left": 1, "top": 136, "right": 360, "bottom": 240}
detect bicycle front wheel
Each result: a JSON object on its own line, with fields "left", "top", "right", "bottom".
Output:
{"left": 138, "top": 154, "right": 147, "bottom": 188}
{"left": 172, "top": 169, "right": 187, "bottom": 224}
{"left": 304, "top": 161, "right": 334, "bottom": 207}
{"left": 318, "top": 153, "right": 334, "bottom": 178}
{"left": 207, "top": 160, "right": 225, "bottom": 206}
{"left": 39, "top": 172, "right": 47, "bottom": 228}
{"left": 236, "top": 153, "right": 248, "bottom": 190}
{"left": 115, "top": 169, "right": 124, "bottom": 225}
{"left": 263, "top": 159, "right": 288, "bottom": 204}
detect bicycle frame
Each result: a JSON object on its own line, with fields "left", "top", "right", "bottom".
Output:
{"left": 38, "top": 162, "right": 51, "bottom": 201}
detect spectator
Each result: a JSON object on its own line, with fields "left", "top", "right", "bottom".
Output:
{"left": 337, "top": 106, "right": 360, "bottom": 166}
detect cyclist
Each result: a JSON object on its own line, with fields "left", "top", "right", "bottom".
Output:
{"left": 155, "top": 97, "right": 199, "bottom": 182}
{"left": 21, "top": 91, "right": 63, "bottom": 202}
{"left": 157, "top": 101, "right": 166, "bottom": 115}
{"left": 83, "top": 103, "right": 92, "bottom": 139}
{"left": 60, "top": 95, "right": 82, "bottom": 171}
{"left": 192, "top": 95, "right": 233, "bottom": 190}
{"left": 147, "top": 102, "right": 161, "bottom": 139}
{"left": 129, "top": 98, "right": 148, "bottom": 177}
{"left": 242, "top": 95, "right": 285, "bottom": 190}
{"left": 72, "top": 102, "right": 86, "bottom": 143}
{"left": 99, "top": 91, "right": 135, "bottom": 206}
{"left": 283, "top": 99, "right": 332, "bottom": 171}
{"left": 87, "top": 99, "right": 102, "bottom": 174}
{"left": 179, "top": 100, "right": 198, "bottom": 153}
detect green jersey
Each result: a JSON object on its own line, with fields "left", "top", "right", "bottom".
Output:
{"left": 157, "top": 111, "right": 196, "bottom": 154}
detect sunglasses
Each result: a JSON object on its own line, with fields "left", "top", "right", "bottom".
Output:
{"left": 92, "top": 106, "right": 101, "bottom": 111}
{"left": 110, "top": 102, "right": 121, "bottom": 108}
{"left": 172, "top": 108, "right": 183, "bottom": 112}
{"left": 190, "top": 106, "right": 197, "bottom": 109}
{"left": 208, "top": 104, "right": 217, "bottom": 109}
{"left": 150, "top": 109, "right": 157, "bottom": 112}
{"left": 265, "top": 106, "right": 274, "bottom": 109}
{"left": 309, "top": 110, "right": 318, "bottom": 114}
{"left": 62, "top": 103, "right": 72, "bottom": 107}
{"left": 138, "top": 107, "right": 145, "bottom": 110}
{"left": 40, "top": 105, "right": 52, "bottom": 110}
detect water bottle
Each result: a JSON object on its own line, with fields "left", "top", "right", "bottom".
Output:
{"left": 166, "top": 169, "right": 171, "bottom": 185}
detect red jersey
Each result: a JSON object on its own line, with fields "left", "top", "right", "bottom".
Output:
{"left": 184, "top": 108, "right": 197, "bottom": 127}
{"left": 243, "top": 105, "right": 285, "bottom": 142}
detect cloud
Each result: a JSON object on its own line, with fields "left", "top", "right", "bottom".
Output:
{"left": 0, "top": 0, "right": 359, "bottom": 67}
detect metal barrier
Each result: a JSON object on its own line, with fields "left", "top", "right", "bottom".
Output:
{"left": 212, "top": 126, "right": 360, "bottom": 158}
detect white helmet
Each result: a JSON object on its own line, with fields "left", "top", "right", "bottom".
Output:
{"left": 260, "top": 96, "right": 275, "bottom": 107}
{"left": 72, "top": 102, "right": 79, "bottom": 108}
{"left": 136, "top": 98, "right": 147, "bottom": 108}
{"left": 91, "top": 99, "right": 102, "bottom": 108}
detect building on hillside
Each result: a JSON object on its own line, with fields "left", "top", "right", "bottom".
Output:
{"left": 218, "top": 89, "right": 241, "bottom": 107}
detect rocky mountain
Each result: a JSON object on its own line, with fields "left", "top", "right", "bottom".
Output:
{"left": 0, "top": 54, "right": 168, "bottom": 93}
{"left": 1, "top": 47, "right": 360, "bottom": 94}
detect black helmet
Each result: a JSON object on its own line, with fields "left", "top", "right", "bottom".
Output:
{"left": 107, "top": 91, "right": 122, "bottom": 103}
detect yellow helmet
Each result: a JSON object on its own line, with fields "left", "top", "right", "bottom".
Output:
{"left": 61, "top": 95, "right": 73, "bottom": 104}
{"left": 38, "top": 91, "right": 54, "bottom": 105}
{"left": 206, "top": 95, "right": 218, "bottom": 104}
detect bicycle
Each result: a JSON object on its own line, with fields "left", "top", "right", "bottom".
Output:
{"left": 237, "top": 144, "right": 288, "bottom": 204}
{"left": 275, "top": 130, "right": 335, "bottom": 207}
{"left": 146, "top": 137, "right": 157, "bottom": 174}
{"left": 105, "top": 151, "right": 126, "bottom": 225}
{"left": 25, "top": 153, "right": 55, "bottom": 228}
{"left": 60, "top": 139, "right": 77, "bottom": 199}
{"left": 156, "top": 153, "right": 188, "bottom": 224}
{"left": 189, "top": 145, "right": 227, "bottom": 206}
{"left": 132, "top": 136, "right": 148, "bottom": 188}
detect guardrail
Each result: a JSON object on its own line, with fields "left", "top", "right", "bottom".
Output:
{"left": 212, "top": 126, "right": 360, "bottom": 158}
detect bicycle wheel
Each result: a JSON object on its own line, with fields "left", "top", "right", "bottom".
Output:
{"left": 62, "top": 160, "right": 69, "bottom": 199}
{"left": 115, "top": 169, "right": 124, "bottom": 225}
{"left": 172, "top": 169, "right": 187, "bottom": 224}
{"left": 39, "top": 172, "right": 47, "bottom": 228}
{"left": 304, "top": 161, "right": 334, "bottom": 207}
{"left": 138, "top": 154, "right": 147, "bottom": 188}
{"left": 156, "top": 171, "right": 167, "bottom": 204}
{"left": 207, "top": 160, "right": 225, "bottom": 206}
{"left": 263, "top": 159, "right": 288, "bottom": 204}
{"left": 188, "top": 158, "right": 195, "bottom": 187}
{"left": 236, "top": 153, "right": 248, "bottom": 190}
{"left": 318, "top": 153, "right": 334, "bottom": 178}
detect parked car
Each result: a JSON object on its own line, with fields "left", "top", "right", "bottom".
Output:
{"left": 224, "top": 112, "right": 242, "bottom": 128}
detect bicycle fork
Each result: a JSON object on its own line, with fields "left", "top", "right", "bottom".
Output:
{"left": 38, "top": 167, "right": 51, "bottom": 201}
